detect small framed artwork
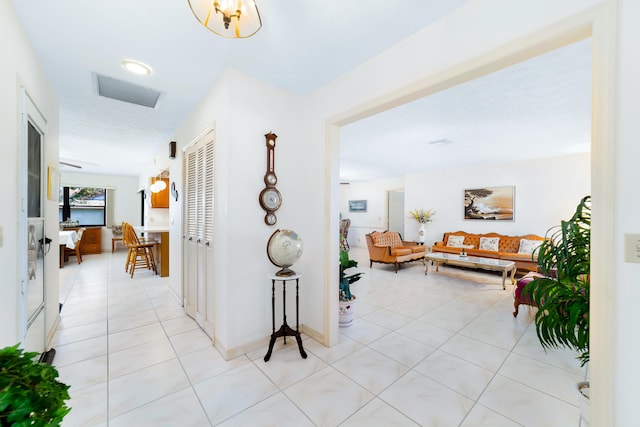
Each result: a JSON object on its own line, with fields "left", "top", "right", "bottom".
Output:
{"left": 464, "top": 186, "right": 514, "bottom": 220}
{"left": 47, "top": 166, "right": 60, "bottom": 201}
{"left": 349, "top": 200, "right": 367, "bottom": 212}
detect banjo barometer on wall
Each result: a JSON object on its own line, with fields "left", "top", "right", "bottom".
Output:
{"left": 259, "top": 132, "right": 282, "bottom": 225}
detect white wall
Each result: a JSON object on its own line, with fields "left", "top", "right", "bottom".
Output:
{"left": 60, "top": 171, "right": 140, "bottom": 252}
{"left": 169, "top": 69, "right": 309, "bottom": 354}
{"left": 405, "top": 152, "right": 591, "bottom": 246}
{"left": 0, "top": 1, "right": 59, "bottom": 347}
{"left": 340, "top": 177, "right": 404, "bottom": 247}
{"left": 612, "top": 0, "right": 640, "bottom": 423}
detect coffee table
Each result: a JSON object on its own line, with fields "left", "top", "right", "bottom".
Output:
{"left": 424, "top": 253, "right": 516, "bottom": 289}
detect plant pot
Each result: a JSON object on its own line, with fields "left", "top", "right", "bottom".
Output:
{"left": 339, "top": 297, "right": 356, "bottom": 327}
{"left": 578, "top": 381, "right": 589, "bottom": 426}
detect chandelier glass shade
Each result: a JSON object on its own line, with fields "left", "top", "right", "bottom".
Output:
{"left": 188, "top": 0, "right": 262, "bottom": 38}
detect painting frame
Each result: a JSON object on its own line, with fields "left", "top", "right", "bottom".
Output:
{"left": 47, "top": 166, "right": 59, "bottom": 201}
{"left": 464, "top": 186, "right": 514, "bottom": 221}
{"left": 348, "top": 199, "right": 367, "bottom": 212}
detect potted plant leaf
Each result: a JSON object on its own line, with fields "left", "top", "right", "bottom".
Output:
{"left": 0, "top": 344, "right": 71, "bottom": 426}
{"left": 339, "top": 250, "right": 364, "bottom": 327}
{"left": 523, "top": 195, "right": 590, "bottom": 424}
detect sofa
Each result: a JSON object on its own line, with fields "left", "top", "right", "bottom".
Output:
{"left": 366, "top": 231, "right": 426, "bottom": 273}
{"left": 432, "top": 231, "right": 545, "bottom": 272}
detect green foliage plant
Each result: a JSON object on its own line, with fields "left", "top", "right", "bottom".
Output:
{"left": 0, "top": 344, "right": 71, "bottom": 426}
{"left": 339, "top": 250, "right": 363, "bottom": 302}
{"left": 523, "top": 196, "right": 590, "bottom": 366}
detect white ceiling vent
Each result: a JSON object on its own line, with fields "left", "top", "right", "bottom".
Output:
{"left": 95, "top": 74, "right": 162, "bottom": 108}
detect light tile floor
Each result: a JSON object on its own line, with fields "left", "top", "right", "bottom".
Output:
{"left": 55, "top": 247, "right": 585, "bottom": 426}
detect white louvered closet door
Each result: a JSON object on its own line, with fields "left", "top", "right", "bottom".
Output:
{"left": 183, "top": 129, "right": 215, "bottom": 337}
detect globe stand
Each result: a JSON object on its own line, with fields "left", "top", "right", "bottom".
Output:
{"left": 275, "top": 267, "right": 296, "bottom": 277}
{"left": 264, "top": 273, "right": 307, "bottom": 362}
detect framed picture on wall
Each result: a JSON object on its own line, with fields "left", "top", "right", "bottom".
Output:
{"left": 47, "top": 166, "right": 59, "bottom": 201}
{"left": 464, "top": 186, "right": 514, "bottom": 220}
{"left": 349, "top": 199, "right": 367, "bottom": 212}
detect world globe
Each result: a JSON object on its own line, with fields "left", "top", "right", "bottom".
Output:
{"left": 267, "top": 229, "right": 303, "bottom": 276}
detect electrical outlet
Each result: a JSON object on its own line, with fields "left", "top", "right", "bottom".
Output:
{"left": 624, "top": 234, "right": 640, "bottom": 263}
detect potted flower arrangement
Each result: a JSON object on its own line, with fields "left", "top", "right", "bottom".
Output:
{"left": 0, "top": 344, "right": 71, "bottom": 426}
{"left": 523, "top": 195, "right": 590, "bottom": 424}
{"left": 339, "top": 250, "right": 364, "bottom": 327}
{"left": 408, "top": 208, "right": 435, "bottom": 243}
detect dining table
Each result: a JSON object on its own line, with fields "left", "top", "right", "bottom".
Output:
{"left": 59, "top": 230, "right": 78, "bottom": 268}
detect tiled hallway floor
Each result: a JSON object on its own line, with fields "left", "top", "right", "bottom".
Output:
{"left": 54, "top": 247, "right": 585, "bottom": 426}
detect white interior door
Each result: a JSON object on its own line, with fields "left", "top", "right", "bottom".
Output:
{"left": 183, "top": 147, "right": 198, "bottom": 318}
{"left": 183, "top": 130, "right": 215, "bottom": 338}
{"left": 388, "top": 190, "right": 405, "bottom": 236}
{"left": 19, "top": 89, "right": 47, "bottom": 353}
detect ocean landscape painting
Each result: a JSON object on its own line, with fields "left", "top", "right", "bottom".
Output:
{"left": 464, "top": 186, "right": 514, "bottom": 220}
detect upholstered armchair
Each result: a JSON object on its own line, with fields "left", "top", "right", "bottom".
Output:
{"left": 513, "top": 271, "right": 545, "bottom": 316}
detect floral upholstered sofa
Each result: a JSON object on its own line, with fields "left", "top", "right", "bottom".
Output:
{"left": 431, "top": 231, "right": 545, "bottom": 272}
{"left": 365, "top": 231, "right": 426, "bottom": 273}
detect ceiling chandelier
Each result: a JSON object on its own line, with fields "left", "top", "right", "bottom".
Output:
{"left": 188, "top": 0, "right": 262, "bottom": 38}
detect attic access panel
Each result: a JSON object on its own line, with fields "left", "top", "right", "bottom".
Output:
{"left": 95, "top": 74, "right": 162, "bottom": 108}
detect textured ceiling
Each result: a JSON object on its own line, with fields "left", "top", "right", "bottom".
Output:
{"left": 340, "top": 38, "right": 592, "bottom": 181}
{"left": 11, "top": 1, "right": 590, "bottom": 179}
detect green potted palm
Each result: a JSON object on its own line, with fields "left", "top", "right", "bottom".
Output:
{"left": 339, "top": 250, "right": 364, "bottom": 327}
{"left": 0, "top": 344, "right": 71, "bottom": 426}
{"left": 523, "top": 195, "right": 590, "bottom": 424}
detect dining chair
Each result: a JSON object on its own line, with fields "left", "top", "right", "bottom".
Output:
{"left": 122, "top": 222, "right": 157, "bottom": 277}
{"left": 111, "top": 225, "right": 123, "bottom": 252}
{"left": 64, "top": 227, "right": 85, "bottom": 264}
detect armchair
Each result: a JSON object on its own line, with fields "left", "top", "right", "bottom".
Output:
{"left": 513, "top": 271, "right": 545, "bottom": 316}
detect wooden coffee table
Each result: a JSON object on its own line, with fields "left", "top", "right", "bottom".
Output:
{"left": 424, "top": 253, "right": 516, "bottom": 289}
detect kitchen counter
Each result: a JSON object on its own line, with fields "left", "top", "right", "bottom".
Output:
{"left": 137, "top": 225, "right": 170, "bottom": 233}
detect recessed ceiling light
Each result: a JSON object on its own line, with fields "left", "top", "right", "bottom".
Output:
{"left": 121, "top": 59, "right": 153, "bottom": 76}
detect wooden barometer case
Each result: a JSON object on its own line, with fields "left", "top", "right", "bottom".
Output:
{"left": 259, "top": 132, "right": 282, "bottom": 225}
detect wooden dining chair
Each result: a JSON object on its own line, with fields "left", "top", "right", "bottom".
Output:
{"left": 122, "top": 222, "right": 157, "bottom": 277}
{"left": 64, "top": 227, "right": 85, "bottom": 264}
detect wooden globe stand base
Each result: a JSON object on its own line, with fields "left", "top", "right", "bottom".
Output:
{"left": 264, "top": 273, "right": 307, "bottom": 362}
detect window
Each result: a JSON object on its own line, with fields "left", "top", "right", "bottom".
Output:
{"left": 59, "top": 186, "right": 106, "bottom": 226}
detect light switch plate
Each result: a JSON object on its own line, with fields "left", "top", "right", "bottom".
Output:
{"left": 624, "top": 233, "right": 640, "bottom": 263}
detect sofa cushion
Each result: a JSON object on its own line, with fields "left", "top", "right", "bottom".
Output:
{"left": 447, "top": 235, "right": 465, "bottom": 247}
{"left": 406, "top": 245, "right": 426, "bottom": 254}
{"left": 479, "top": 237, "right": 499, "bottom": 251}
{"left": 518, "top": 239, "right": 542, "bottom": 255}
{"left": 500, "top": 253, "right": 538, "bottom": 262}
{"left": 390, "top": 247, "right": 412, "bottom": 256}
{"left": 469, "top": 248, "right": 502, "bottom": 258}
